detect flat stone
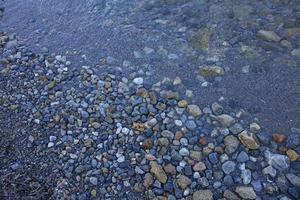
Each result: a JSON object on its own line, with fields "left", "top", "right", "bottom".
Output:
{"left": 237, "top": 151, "right": 249, "bottom": 162}
{"left": 235, "top": 186, "right": 257, "bottom": 199}
{"left": 238, "top": 130, "right": 260, "bottom": 149}
{"left": 178, "top": 100, "right": 188, "bottom": 108}
{"left": 186, "top": 120, "right": 197, "bottom": 130}
{"left": 257, "top": 30, "right": 281, "bottom": 42}
{"left": 241, "top": 169, "right": 252, "bottom": 184}
{"left": 189, "top": 28, "right": 212, "bottom": 50}
{"left": 143, "top": 173, "right": 154, "bottom": 188}
{"left": 218, "top": 114, "right": 235, "bottom": 127}
{"left": 263, "top": 166, "right": 277, "bottom": 177}
{"left": 150, "top": 161, "right": 167, "bottom": 184}
{"left": 193, "top": 190, "right": 213, "bottom": 200}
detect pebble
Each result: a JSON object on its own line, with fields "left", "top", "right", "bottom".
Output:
{"left": 238, "top": 130, "right": 260, "bottom": 149}
{"left": 218, "top": 114, "right": 235, "bottom": 127}
{"left": 133, "top": 77, "right": 143, "bottom": 85}
{"left": 192, "top": 190, "right": 213, "bottom": 200}
{"left": 235, "top": 186, "right": 256, "bottom": 199}
{"left": 257, "top": 30, "right": 281, "bottom": 42}
{"left": 222, "top": 161, "right": 236, "bottom": 174}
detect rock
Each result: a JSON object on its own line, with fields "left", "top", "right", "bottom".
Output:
{"left": 178, "top": 100, "right": 188, "bottom": 108}
{"left": 257, "top": 30, "right": 281, "bottom": 42}
{"left": 272, "top": 133, "right": 286, "bottom": 143}
{"left": 211, "top": 102, "right": 223, "bottom": 115}
{"left": 186, "top": 120, "right": 197, "bottom": 130}
{"left": 249, "top": 123, "right": 261, "bottom": 133}
{"left": 263, "top": 166, "right": 277, "bottom": 177}
{"left": 133, "top": 77, "right": 143, "bottom": 85}
{"left": 199, "top": 65, "right": 225, "bottom": 77}
{"left": 265, "top": 150, "right": 290, "bottom": 171}
{"left": 235, "top": 186, "right": 256, "bottom": 199}
{"left": 222, "top": 161, "right": 236, "bottom": 174}
{"left": 143, "top": 173, "right": 154, "bottom": 188}
{"left": 176, "top": 175, "right": 192, "bottom": 190}
{"left": 291, "top": 48, "right": 300, "bottom": 57}
{"left": 161, "top": 130, "right": 174, "bottom": 140}
{"left": 238, "top": 130, "right": 260, "bottom": 149}
{"left": 218, "top": 114, "right": 235, "bottom": 127}
{"left": 142, "top": 138, "right": 153, "bottom": 149}
{"left": 223, "top": 190, "right": 239, "bottom": 200}
{"left": 286, "top": 149, "right": 299, "bottom": 161}
{"left": 224, "top": 135, "right": 240, "bottom": 154}
{"left": 208, "top": 153, "right": 219, "bottom": 164}
{"left": 190, "top": 150, "right": 202, "bottom": 161}
{"left": 164, "top": 164, "right": 176, "bottom": 175}
{"left": 91, "top": 122, "right": 101, "bottom": 128}
{"left": 192, "top": 190, "right": 213, "bottom": 200}
{"left": 150, "top": 161, "right": 167, "bottom": 183}
{"left": 173, "top": 76, "right": 182, "bottom": 85}
{"left": 237, "top": 151, "right": 249, "bottom": 162}
{"left": 241, "top": 169, "right": 252, "bottom": 184}
{"left": 189, "top": 28, "right": 212, "bottom": 50}
{"left": 187, "top": 105, "right": 202, "bottom": 117}
{"left": 286, "top": 173, "right": 300, "bottom": 187}
{"left": 89, "top": 177, "right": 98, "bottom": 186}
{"left": 193, "top": 162, "right": 206, "bottom": 171}
{"left": 179, "top": 148, "right": 189, "bottom": 156}
{"left": 158, "top": 138, "right": 169, "bottom": 146}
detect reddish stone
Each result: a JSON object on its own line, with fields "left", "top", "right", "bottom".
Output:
{"left": 272, "top": 133, "right": 286, "bottom": 143}
{"left": 199, "top": 137, "right": 208, "bottom": 146}
{"left": 175, "top": 131, "right": 183, "bottom": 140}
{"left": 142, "top": 138, "right": 153, "bottom": 149}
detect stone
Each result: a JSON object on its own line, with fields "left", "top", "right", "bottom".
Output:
{"left": 164, "top": 164, "right": 176, "bottom": 175}
{"left": 161, "top": 130, "right": 174, "bottom": 140}
{"left": 189, "top": 28, "right": 212, "bottom": 50}
{"left": 241, "top": 169, "right": 252, "bottom": 184}
{"left": 158, "top": 138, "right": 169, "bottom": 146}
{"left": 224, "top": 135, "right": 240, "bottom": 154}
{"left": 235, "top": 186, "right": 256, "bottom": 199}
{"left": 186, "top": 120, "right": 197, "bottom": 130}
{"left": 222, "top": 161, "right": 236, "bottom": 174}
{"left": 179, "top": 148, "right": 189, "bottom": 156}
{"left": 143, "top": 173, "right": 154, "bottom": 188}
{"left": 223, "top": 190, "right": 239, "bottom": 200}
{"left": 173, "top": 77, "right": 182, "bottom": 85}
{"left": 272, "top": 133, "right": 286, "bottom": 143}
{"left": 133, "top": 77, "right": 143, "bottom": 85}
{"left": 211, "top": 102, "right": 223, "bottom": 115}
{"left": 263, "top": 166, "right": 277, "bottom": 177}
{"left": 89, "top": 177, "right": 98, "bottom": 186}
{"left": 91, "top": 122, "right": 101, "bottom": 128}
{"left": 193, "top": 162, "right": 206, "bottom": 171}
{"left": 187, "top": 105, "right": 202, "bottom": 117}
{"left": 237, "top": 151, "right": 249, "bottom": 162}
{"left": 265, "top": 150, "right": 290, "bottom": 171}
{"left": 286, "top": 149, "right": 299, "bottom": 161}
{"left": 208, "top": 153, "right": 219, "bottom": 164}
{"left": 178, "top": 100, "right": 188, "bottom": 108}
{"left": 192, "top": 190, "right": 213, "bottom": 200}
{"left": 218, "top": 114, "right": 235, "bottom": 127}
{"left": 286, "top": 173, "right": 300, "bottom": 187}
{"left": 190, "top": 151, "right": 202, "bottom": 161}
{"left": 150, "top": 161, "right": 167, "bottom": 183}
{"left": 238, "top": 130, "right": 260, "bottom": 149}
{"left": 199, "top": 65, "right": 225, "bottom": 77}
{"left": 249, "top": 123, "right": 261, "bottom": 133}
{"left": 176, "top": 175, "right": 192, "bottom": 190}
{"left": 142, "top": 138, "right": 153, "bottom": 149}
{"left": 257, "top": 30, "right": 281, "bottom": 42}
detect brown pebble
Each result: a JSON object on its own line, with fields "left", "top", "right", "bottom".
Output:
{"left": 272, "top": 133, "right": 286, "bottom": 143}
